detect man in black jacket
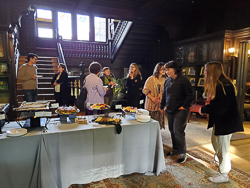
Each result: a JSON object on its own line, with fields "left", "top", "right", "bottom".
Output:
{"left": 161, "top": 61, "right": 194, "bottom": 163}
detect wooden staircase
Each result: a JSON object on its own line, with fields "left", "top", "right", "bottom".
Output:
{"left": 17, "top": 56, "right": 58, "bottom": 106}
{"left": 113, "top": 22, "right": 164, "bottom": 66}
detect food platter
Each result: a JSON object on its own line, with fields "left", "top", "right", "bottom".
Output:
{"left": 16, "top": 101, "right": 49, "bottom": 111}
{"left": 90, "top": 103, "right": 110, "bottom": 110}
{"left": 55, "top": 109, "right": 80, "bottom": 115}
{"left": 93, "top": 116, "right": 121, "bottom": 125}
{"left": 121, "top": 106, "right": 137, "bottom": 115}
{"left": 55, "top": 106, "right": 80, "bottom": 115}
{"left": 122, "top": 106, "right": 137, "bottom": 113}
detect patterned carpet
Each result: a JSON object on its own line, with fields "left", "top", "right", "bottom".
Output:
{"left": 69, "top": 149, "right": 250, "bottom": 188}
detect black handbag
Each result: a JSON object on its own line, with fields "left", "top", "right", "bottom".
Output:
{"left": 75, "top": 80, "right": 87, "bottom": 109}
{"left": 104, "top": 86, "right": 112, "bottom": 97}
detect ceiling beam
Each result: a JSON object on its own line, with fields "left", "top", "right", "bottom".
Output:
{"left": 86, "top": 5, "right": 136, "bottom": 20}
{"left": 137, "top": 0, "right": 167, "bottom": 19}
{"left": 75, "top": 0, "right": 93, "bottom": 11}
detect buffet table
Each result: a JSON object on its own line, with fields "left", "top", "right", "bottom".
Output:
{"left": 0, "top": 113, "right": 166, "bottom": 188}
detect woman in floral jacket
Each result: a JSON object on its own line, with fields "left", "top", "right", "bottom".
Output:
{"left": 143, "top": 62, "right": 166, "bottom": 129}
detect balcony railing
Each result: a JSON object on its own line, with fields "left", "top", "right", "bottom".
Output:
{"left": 60, "top": 41, "right": 111, "bottom": 59}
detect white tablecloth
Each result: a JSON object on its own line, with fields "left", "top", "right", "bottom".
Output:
{"left": 0, "top": 114, "right": 166, "bottom": 188}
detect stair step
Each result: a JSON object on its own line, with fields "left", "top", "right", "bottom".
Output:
{"left": 37, "top": 73, "right": 54, "bottom": 76}
{"left": 38, "top": 82, "right": 53, "bottom": 87}
{"left": 38, "top": 88, "right": 54, "bottom": 94}
{"left": 37, "top": 59, "right": 58, "bottom": 63}
{"left": 36, "top": 47, "right": 57, "bottom": 51}
{"left": 17, "top": 88, "right": 54, "bottom": 95}
{"left": 37, "top": 77, "right": 54, "bottom": 82}
{"left": 38, "top": 69, "right": 56, "bottom": 73}
{"left": 36, "top": 64, "right": 58, "bottom": 67}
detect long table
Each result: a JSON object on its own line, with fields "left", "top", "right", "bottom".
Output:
{"left": 0, "top": 114, "right": 166, "bottom": 188}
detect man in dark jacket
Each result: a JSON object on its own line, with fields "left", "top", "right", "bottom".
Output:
{"left": 160, "top": 61, "right": 194, "bottom": 163}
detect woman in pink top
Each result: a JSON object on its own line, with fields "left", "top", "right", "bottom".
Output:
{"left": 85, "top": 61, "right": 107, "bottom": 115}
{"left": 143, "top": 62, "right": 167, "bottom": 129}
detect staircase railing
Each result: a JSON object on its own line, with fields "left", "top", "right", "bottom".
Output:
{"left": 57, "top": 42, "right": 68, "bottom": 72}
{"left": 111, "top": 20, "right": 133, "bottom": 60}
{"left": 56, "top": 20, "right": 132, "bottom": 62}
{"left": 60, "top": 41, "right": 111, "bottom": 59}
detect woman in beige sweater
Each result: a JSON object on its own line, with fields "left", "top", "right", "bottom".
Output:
{"left": 143, "top": 62, "right": 167, "bottom": 129}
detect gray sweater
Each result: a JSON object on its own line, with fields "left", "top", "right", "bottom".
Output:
{"left": 17, "top": 63, "right": 37, "bottom": 90}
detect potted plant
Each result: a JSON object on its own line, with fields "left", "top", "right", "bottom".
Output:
{"left": 114, "top": 78, "right": 126, "bottom": 100}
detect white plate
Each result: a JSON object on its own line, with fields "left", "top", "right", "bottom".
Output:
{"left": 7, "top": 128, "right": 27, "bottom": 137}
{"left": 137, "top": 119, "right": 151, "bottom": 123}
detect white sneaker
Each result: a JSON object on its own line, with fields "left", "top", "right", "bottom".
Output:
{"left": 208, "top": 173, "right": 229, "bottom": 183}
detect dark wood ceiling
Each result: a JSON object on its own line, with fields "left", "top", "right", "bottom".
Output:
{"left": 25, "top": 0, "right": 197, "bottom": 25}
{"left": 2, "top": 0, "right": 248, "bottom": 38}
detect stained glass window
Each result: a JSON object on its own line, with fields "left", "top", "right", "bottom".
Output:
{"left": 58, "top": 12, "right": 72, "bottom": 40}
{"left": 94, "top": 17, "right": 106, "bottom": 42}
{"left": 77, "top": 14, "right": 90, "bottom": 41}
{"left": 37, "top": 9, "right": 52, "bottom": 21}
{"left": 37, "top": 9, "right": 53, "bottom": 38}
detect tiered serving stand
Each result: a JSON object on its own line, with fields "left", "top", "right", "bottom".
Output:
{"left": 55, "top": 108, "right": 80, "bottom": 123}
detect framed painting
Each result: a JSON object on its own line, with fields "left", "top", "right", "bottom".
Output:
{"left": 175, "top": 46, "right": 184, "bottom": 64}
{"left": 189, "top": 77, "right": 195, "bottom": 86}
{"left": 209, "top": 40, "right": 222, "bottom": 61}
{"left": 198, "top": 78, "right": 204, "bottom": 87}
{"left": 184, "top": 44, "right": 196, "bottom": 63}
{"left": 0, "top": 31, "right": 7, "bottom": 60}
{"left": 200, "top": 66, "right": 204, "bottom": 75}
{"left": 197, "top": 42, "right": 207, "bottom": 62}
{"left": 0, "top": 32, "right": 4, "bottom": 58}
{"left": 188, "top": 67, "right": 195, "bottom": 75}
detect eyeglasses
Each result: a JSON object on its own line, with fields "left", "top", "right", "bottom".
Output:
{"left": 165, "top": 68, "right": 172, "bottom": 72}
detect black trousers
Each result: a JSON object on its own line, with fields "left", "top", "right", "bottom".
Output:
{"left": 54, "top": 92, "right": 68, "bottom": 106}
{"left": 166, "top": 109, "right": 190, "bottom": 154}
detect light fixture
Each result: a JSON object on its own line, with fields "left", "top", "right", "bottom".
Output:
{"left": 228, "top": 48, "right": 235, "bottom": 53}
{"left": 248, "top": 49, "right": 250, "bottom": 54}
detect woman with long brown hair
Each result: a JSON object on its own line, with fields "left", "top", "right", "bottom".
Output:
{"left": 125, "top": 63, "right": 143, "bottom": 108}
{"left": 199, "top": 61, "right": 244, "bottom": 183}
{"left": 51, "top": 63, "right": 69, "bottom": 106}
{"left": 143, "top": 62, "right": 166, "bottom": 129}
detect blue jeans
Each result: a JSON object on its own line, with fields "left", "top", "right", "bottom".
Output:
{"left": 23, "top": 89, "right": 37, "bottom": 102}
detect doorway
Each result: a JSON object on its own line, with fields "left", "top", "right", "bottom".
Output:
{"left": 236, "top": 42, "right": 250, "bottom": 120}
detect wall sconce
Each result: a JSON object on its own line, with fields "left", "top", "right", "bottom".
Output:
{"left": 228, "top": 47, "right": 235, "bottom": 54}
{"left": 248, "top": 49, "right": 250, "bottom": 54}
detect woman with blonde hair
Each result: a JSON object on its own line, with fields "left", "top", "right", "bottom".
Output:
{"left": 199, "top": 61, "right": 244, "bottom": 183}
{"left": 125, "top": 63, "right": 143, "bottom": 108}
{"left": 143, "top": 62, "right": 166, "bottom": 129}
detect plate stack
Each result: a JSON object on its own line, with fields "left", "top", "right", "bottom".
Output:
{"left": 7, "top": 128, "right": 27, "bottom": 137}
{"left": 137, "top": 115, "right": 151, "bottom": 122}
{"left": 136, "top": 109, "right": 149, "bottom": 115}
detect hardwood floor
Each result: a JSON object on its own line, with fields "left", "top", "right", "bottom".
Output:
{"left": 188, "top": 121, "right": 250, "bottom": 174}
